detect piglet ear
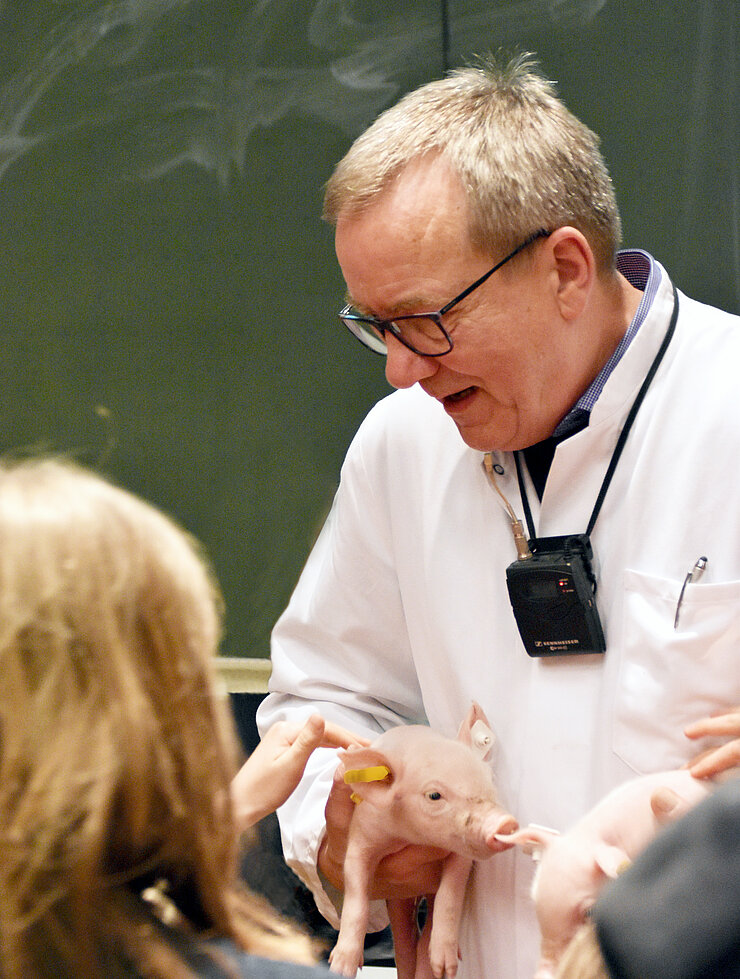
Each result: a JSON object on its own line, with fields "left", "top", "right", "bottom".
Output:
{"left": 650, "top": 786, "right": 693, "bottom": 825}
{"left": 457, "top": 701, "right": 496, "bottom": 761}
{"left": 339, "top": 747, "right": 395, "bottom": 806}
{"left": 593, "top": 842, "right": 630, "bottom": 879}
{"left": 494, "top": 824, "right": 559, "bottom": 860}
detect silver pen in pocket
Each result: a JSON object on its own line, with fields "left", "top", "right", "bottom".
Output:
{"left": 674, "top": 556, "right": 708, "bottom": 629}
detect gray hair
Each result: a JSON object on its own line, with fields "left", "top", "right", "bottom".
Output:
{"left": 324, "top": 54, "right": 622, "bottom": 269}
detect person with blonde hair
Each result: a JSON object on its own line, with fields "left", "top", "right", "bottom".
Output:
{"left": 0, "top": 457, "right": 359, "bottom": 979}
{"left": 258, "top": 52, "right": 740, "bottom": 978}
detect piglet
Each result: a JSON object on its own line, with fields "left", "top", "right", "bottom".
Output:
{"left": 498, "top": 769, "right": 722, "bottom": 979}
{"left": 328, "top": 702, "right": 517, "bottom": 979}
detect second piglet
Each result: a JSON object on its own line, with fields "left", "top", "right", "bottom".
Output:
{"left": 328, "top": 702, "right": 517, "bottom": 979}
{"left": 497, "top": 768, "right": 725, "bottom": 979}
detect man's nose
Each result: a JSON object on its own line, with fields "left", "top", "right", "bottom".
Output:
{"left": 384, "top": 333, "right": 438, "bottom": 389}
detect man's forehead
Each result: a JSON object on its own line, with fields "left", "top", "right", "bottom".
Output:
{"left": 337, "top": 156, "right": 469, "bottom": 236}
{"left": 336, "top": 171, "right": 474, "bottom": 265}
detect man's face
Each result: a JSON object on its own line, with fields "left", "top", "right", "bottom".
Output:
{"left": 335, "top": 157, "right": 579, "bottom": 452}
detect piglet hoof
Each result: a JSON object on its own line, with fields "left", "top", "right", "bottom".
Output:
{"left": 328, "top": 944, "right": 362, "bottom": 978}
{"left": 429, "top": 940, "right": 461, "bottom": 979}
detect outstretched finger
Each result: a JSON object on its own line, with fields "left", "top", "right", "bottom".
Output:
{"left": 287, "top": 714, "right": 327, "bottom": 758}
{"left": 320, "top": 719, "right": 372, "bottom": 750}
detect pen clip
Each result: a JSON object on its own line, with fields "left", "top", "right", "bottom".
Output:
{"left": 673, "top": 556, "right": 708, "bottom": 629}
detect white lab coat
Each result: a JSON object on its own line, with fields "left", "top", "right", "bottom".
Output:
{"left": 257, "top": 262, "right": 740, "bottom": 978}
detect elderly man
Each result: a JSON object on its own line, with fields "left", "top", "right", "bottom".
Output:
{"left": 256, "top": 54, "right": 740, "bottom": 978}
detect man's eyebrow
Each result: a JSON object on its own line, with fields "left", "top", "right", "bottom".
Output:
{"left": 345, "top": 294, "right": 441, "bottom": 318}
{"left": 344, "top": 295, "right": 375, "bottom": 317}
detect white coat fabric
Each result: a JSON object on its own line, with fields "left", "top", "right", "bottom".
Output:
{"left": 257, "top": 259, "right": 740, "bottom": 979}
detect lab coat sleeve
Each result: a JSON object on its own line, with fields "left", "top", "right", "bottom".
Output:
{"left": 594, "top": 776, "right": 740, "bottom": 979}
{"left": 256, "top": 395, "right": 427, "bottom": 930}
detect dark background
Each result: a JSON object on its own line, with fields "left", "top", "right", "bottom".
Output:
{"left": 1, "top": 0, "right": 737, "bottom": 659}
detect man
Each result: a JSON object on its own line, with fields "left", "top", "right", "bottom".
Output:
{"left": 255, "top": 54, "right": 740, "bottom": 977}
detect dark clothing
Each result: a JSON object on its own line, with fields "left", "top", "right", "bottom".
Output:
{"left": 131, "top": 914, "right": 331, "bottom": 979}
{"left": 521, "top": 409, "right": 590, "bottom": 499}
{"left": 197, "top": 944, "right": 330, "bottom": 978}
{"left": 595, "top": 777, "right": 740, "bottom": 979}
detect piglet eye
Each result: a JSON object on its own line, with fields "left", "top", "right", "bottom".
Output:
{"left": 426, "top": 791, "right": 442, "bottom": 801}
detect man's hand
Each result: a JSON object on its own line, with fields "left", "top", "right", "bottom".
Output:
{"left": 685, "top": 705, "right": 740, "bottom": 779}
{"left": 318, "top": 765, "right": 448, "bottom": 900}
{"left": 232, "top": 715, "right": 369, "bottom": 831}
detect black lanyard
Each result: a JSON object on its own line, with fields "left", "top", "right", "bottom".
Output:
{"left": 514, "top": 284, "right": 679, "bottom": 542}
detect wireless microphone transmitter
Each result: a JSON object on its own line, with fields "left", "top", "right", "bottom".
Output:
{"left": 505, "top": 533, "right": 606, "bottom": 656}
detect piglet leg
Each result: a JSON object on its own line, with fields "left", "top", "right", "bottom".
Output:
{"left": 387, "top": 896, "right": 422, "bottom": 979}
{"left": 427, "top": 853, "right": 472, "bottom": 979}
{"left": 329, "top": 844, "right": 375, "bottom": 977}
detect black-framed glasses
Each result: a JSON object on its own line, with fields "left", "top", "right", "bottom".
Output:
{"left": 339, "top": 228, "right": 550, "bottom": 357}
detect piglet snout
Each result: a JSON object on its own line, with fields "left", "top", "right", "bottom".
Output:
{"left": 484, "top": 812, "right": 519, "bottom": 852}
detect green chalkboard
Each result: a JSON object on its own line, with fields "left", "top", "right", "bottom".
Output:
{"left": 0, "top": 0, "right": 736, "bottom": 658}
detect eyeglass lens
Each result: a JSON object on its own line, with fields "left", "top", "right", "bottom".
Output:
{"left": 342, "top": 312, "right": 451, "bottom": 357}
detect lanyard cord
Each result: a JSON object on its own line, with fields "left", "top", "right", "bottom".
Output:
{"left": 515, "top": 284, "right": 679, "bottom": 541}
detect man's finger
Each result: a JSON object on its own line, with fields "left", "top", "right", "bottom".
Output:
{"left": 686, "top": 718, "right": 740, "bottom": 738}
{"left": 685, "top": 707, "right": 740, "bottom": 738}
{"left": 689, "top": 740, "right": 740, "bottom": 779}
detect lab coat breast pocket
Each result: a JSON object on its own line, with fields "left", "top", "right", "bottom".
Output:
{"left": 614, "top": 567, "right": 740, "bottom": 773}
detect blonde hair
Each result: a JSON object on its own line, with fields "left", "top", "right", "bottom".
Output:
{"left": 554, "top": 921, "right": 611, "bottom": 979}
{"left": 0, "top": 458, "right": 316, "bottom": 978}
{"left": 323, "top": 53, "right": 621, "bottom": 269}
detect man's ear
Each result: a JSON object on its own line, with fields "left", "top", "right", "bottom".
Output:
{"left": 546, "top": 226, "right": 594, "bottom": 321}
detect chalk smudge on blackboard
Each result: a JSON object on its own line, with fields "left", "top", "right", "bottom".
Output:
{"left": 0, "top": 0, "right": 608, "bottom": 187}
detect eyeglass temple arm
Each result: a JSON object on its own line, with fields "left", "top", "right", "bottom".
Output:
{"left": 440, "top": 228, "right": 550, "bottom": 315}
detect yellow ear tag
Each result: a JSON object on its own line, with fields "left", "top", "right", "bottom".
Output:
{"left": 343, "top": 765, "right": 391, "bottom": 785}
{"left": 345, "top": 766, "right": 390, "bottom": 805}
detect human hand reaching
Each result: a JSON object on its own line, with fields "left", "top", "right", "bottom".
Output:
{"left": 232, "top": 714, "right": 369, "bottom": 830}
